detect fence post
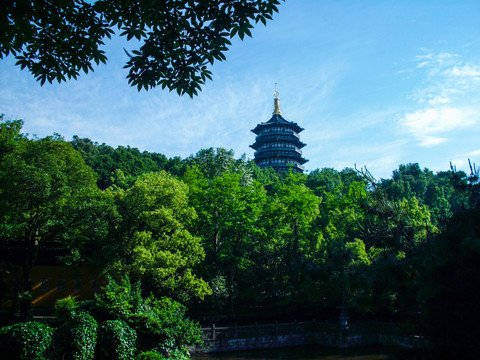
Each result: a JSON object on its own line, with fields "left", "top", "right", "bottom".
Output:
{"left": 337, "top": 305, "right": 349, "bottom": 330}
{"left": 212, "top": 323, "right": 216, "bottom": 340}
{"left": 234, "top": 323, "right": 238, "bottom": 338}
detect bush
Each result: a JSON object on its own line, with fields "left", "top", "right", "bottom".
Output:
{"left": 156, "top": 339, "right": 190, "bottom": 360}
{"left": 49, "top": 276, "right": 200, "bottom": 358}
{"left": 97, "top": 320, "right": 137, "bottom": 360}
{"left": 54, "top": 311, "right": 98, "bottom": 360}
{"left": 0, "top": 321, "right": 54, "bottom": 360}
{"left": 135, "top": 351, "right": 166, "bottom": 360}
{"left": 55, "top": 296, "right": 80, "bottom": 323}
{"left": 94, "top": 275, "right": 143, "bottom": 321}
{"left": 150, "top": 297, "right": 201, "bottom": 346}
{"left": 94, "top": 276, "right": 201, "bottom": 353}
{"left": 129, "top": 297, "right": 201, "bottom": 349}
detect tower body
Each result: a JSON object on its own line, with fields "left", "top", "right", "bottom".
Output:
{"left": 250, "top": 93, "right": 307, "bottom": 173}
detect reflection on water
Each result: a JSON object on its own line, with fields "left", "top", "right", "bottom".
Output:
{"left": 192, "top": 345, "right": 424, "bottom": 360}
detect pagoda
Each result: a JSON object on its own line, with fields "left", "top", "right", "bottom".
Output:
{"left": 250, "top": 89, "right": 308, "bottom": 173}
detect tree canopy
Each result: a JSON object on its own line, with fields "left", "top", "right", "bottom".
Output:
{"left": 3, "top": 119, "right": 480, "bottom": 355}
{"left": 104, "top": 171, "right": 211, "bottom": 302}
{"left": 0, "top": 119, "right": 110, "bottom": 321}
{"left": 1, "top": 0, "right": 282, "bottom": 96}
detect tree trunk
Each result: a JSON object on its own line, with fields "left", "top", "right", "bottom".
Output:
{"left": 292, "top": 219, "right": 299, "bottom": 292}
{"left": 229, "top": 265, "right": 236, "bottom": 314}
{"left": 20, "top": 232, "right": 36, "bottom": 322}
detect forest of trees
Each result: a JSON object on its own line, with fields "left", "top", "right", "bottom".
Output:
{"left": 1, "top": 119, "right": 480, "bottom": 358}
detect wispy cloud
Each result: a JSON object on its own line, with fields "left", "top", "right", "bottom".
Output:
{"left": 0, "top": 58, "right": 272, "bottom": 159}
{"left": 399, "top": 51, "right": 480, "bottom": 147}
{"left": 400, "top": 107, "right": 476, "bottom": 147}
{"left": 469, "top": 149, "right": 480, "bottom": 157}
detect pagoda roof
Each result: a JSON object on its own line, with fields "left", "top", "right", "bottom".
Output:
{"left": 251, "top": 114, "right": 304, "bottom": 134}
{"left": 254, "top": 153, "right": 309, "bottom": 165}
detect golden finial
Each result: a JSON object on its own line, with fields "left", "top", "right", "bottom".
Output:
{"left": 273, "top": 83, "right": 282, "bottom": 115}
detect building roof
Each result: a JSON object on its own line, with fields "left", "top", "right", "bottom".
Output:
{"left": 251, "top": 114, "right": 304, "bottom": 134}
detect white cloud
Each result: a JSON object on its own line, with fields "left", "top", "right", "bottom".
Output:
{"left": 400, "top": 51, "right": 480, "bottom": 147}
{"left": 399, "top": 107, "right": 477, "bottom": 147}
{"left": 450, "top": 65, "right": 480, "bottom": 78}
{"left": 468, "top": 149, "right": 480, "bottom": 157}
{"left": 428, "top": 96, "right": 450, "bottom": 105}
{"left": 401, "top": 107, "right": 474, "bottom": 134}
{"left": 416, "top": 61, "right": 430, "bottom": 69}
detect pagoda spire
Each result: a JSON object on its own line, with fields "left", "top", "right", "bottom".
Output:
{"left": 273, "top": 83, "right": 282, "bottom": 115}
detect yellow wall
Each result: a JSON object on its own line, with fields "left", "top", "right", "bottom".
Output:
{"left": 29, "top": 266, "right": 101, "bottom": 307}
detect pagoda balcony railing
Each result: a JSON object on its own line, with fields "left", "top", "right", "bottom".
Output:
{"left": 256, "top": 130, "right": 299, "bottom": 140}
{"left": 254, "top": 147, "right": 303, "bottom": 157}
{"left": 254, "top": 136, "right": 304, "bottom": 147}
{"left": 251, "top": 139, "right": 306, "bottom": 151}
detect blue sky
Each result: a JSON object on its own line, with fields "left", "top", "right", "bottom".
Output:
{"left": 1, "top": 1, "right": 480, "bottom": 179}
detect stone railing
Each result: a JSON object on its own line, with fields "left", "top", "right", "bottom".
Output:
{"left": 194, "top": 320, "right": 428, "bottom": 353}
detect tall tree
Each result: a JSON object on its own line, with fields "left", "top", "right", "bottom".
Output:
{"left": 0, "top": 120, "right": 109, "bottom": 321}
{"left": 71, "top": 136, "right": 185, "bottom": 190}
{"left": 105, "top": 171, "right": 211, "bottom": 303}
{"left": 260, "top": 173, "right": 321, "bottom": 303}
{"left": 306, "top": 168, "right": 343, "bottom": 195}
{"left": 183, "top": 166, "right": 267, "bottom": 310}
{"left": 379, "top": 163, "right": 455, "bottom": 227}
{"left": 185, "top": 147, "right": 251, "bottom": 182}
{"left": 313, "top": 179, "right": 369, "bottom": 310}
{"left": 422, "top": 190, "right": 480, "bottom": 358}
{"left": 360, "top": 191, "right": 436, "bottom": 317}
{"left": 1, "top": 0, "right": 282, "bottom": 95}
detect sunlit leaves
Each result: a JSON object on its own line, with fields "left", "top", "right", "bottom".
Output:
{"left": 108, "top": 171, "right": 211, "bottom": 302}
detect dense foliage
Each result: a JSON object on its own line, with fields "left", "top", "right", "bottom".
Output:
{"left": 71, "top": 136, "right": 186, "bottom": 190}
{"left": 0, "top": 276, "right": 201, "bottom": 359}
{"left": 92, "top": 276, "right": 201, "bottom": 348}
{"left": 1, "top": 0, "right": 282, "bottom": 95}
{"left": 97, "top": 319, "right": 137, "bottom": 360}
{"left": 0, "top": 120, "right": 110, "bottom": 321}
{"left": 1, "top": 119, "right": 480, "bottom": 356}
{"left": 103, "top": 171, "right": 211, "bottom": 302}
{"left": 0, "top": 321, "right": 54, "bottom": 359}
{"left": 54, "top": 311, "right": 98, "bottom": 360}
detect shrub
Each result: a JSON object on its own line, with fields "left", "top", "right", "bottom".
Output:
{"left": 128, "top": 298, "right": 201, "bottom": 353}
{"left": 148, "top": 297, "right": 201, "bottom": 347}
{"left": 55, "top": 296, "right": 80, "bottom": 323}
{"left": 135, "top": 351, "right": 166, "bottom": 360}
{"left": 94, "top": 276, "right": 143, "bottom": 321}
{"left": 94, "top": 276, "right": 201, "bottom": 352}
{"left": 0, "top": 321, "right": 54, "bottom": 360}
{"left": 54, "top": 311, "right": 98, "bottom": 360}
{"left": 97, "top": 320, "right": 137, "bottom": 360}
{"left": 156, "top": 339, "right": 190, "bottom": 360}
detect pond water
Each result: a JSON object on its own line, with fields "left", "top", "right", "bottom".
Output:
{"left": 192, "top": 345, "right": 426, "bottom": 360}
